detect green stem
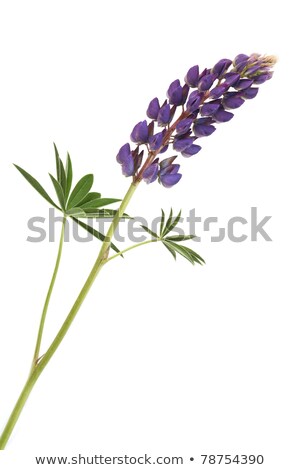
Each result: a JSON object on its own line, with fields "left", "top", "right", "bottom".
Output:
{"left": 30, "top": 217, "right": 66, "bottom": 374}
{"left": 0, "top": 182, "right": 138, "bottom": 450}
{"left": 107, "top": 239, "right": 158, "bottom": 262}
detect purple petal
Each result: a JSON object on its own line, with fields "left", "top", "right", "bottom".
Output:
{"left": 234, "top": 54, "right": 249, "bottom": 66}
{"left": 176, "top": 118, "right": 193, "bottom": 136}
{"left": 234, "top": 79, "right": 254, "bottom": 91}
{"left": 116, "top": 143, "right": 131, "bottom": 164}
{"left": 222, "top": 92, "right": 245, "bottom": 109}
{"left": 160, "top": 163, "right": 180, "bottom": 176}
{"left": 210, "top": 84, "right": 228, "bottom": 99}
{"left": 200, "top": 101, "right": 221, "bottom": 116}
{"left": 186, "top": 91, "right": 202, "bottom": 112}
{"left": 168, "top": 86, "right": 183, "bottom": 106}
{"left": 223, "top": 72, "right": 241, "bottom": 87}
{"left": 193, "top": 120, "right": 216, "bottom": 137}
{"left": 173, "top": 137, "right": 195, "bottom": 152}
{"left": 167, "top": 79, "right": 180, "bottom": 96}
{"left": 253, "top": 72, "right": 273, "bottom": 84}
{"left": 181, "top": 84, "right": 190, "bottom": 105}
{"left": 130, "top": 120, "right": 149, "bottom": 144}
{"left": 241, "top": 87, "right": 259, "bottom": 99}
{"left": 198, "top": 73, "right": 217, "bottom": 92}
{"left": 185, "top": 65, "right": 199, "bottom": 88}
{"left": 149, "top": 131, "right": 164, "bottom": 151}
{"left": 159, "top": 144, "right": 169, "bottom": 154}
{"left": 146, "top": 98, "right": 160, "bottom": 120}
{"left": 143, "top": 162, "right": 159, "bottom": 184}
{"left": 182, "top": 144, "right": 202, "bottom": 158}
{"left": 167, "top": 80, "right": 183, "bottom": 105}
{"left": 160, "top": 173, "right": 182, "bottom": 188}
{"left": 157, "top": 103, "right": 171, "bottom": 127}
{"left": 214, "top": 106, "right": 234, "bottom": 123}
{"left": 212, "top": 58, "right": 232, "bottom": 77}
{"left": 246, "top": 65, "right": 261, "bottom": 76}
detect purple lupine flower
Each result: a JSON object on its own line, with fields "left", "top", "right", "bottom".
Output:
{"left": 253, "top": 72, "right": 273, "bottom": 84}
{"left": 212, "top": 58, "right": 232, "bottom": 78}
{"left": 234, "top": 79, "right": 254, "bottom": 90}
{"left": 176, "top": 118, "right": 194, "bottom": 136}
{"left": 186, "top": 91, "right": 202, "bottom": 113}
{"left": 223, "top": 72, "right": 241, "bottom": 87}
{"left": 130, "top": 120, "right": 149, "bottom": 144}
{"left": 149, "top": 131, "right": 164, "bottom": 151}
{"left": 116, "top": 143, "right": 134, "bottom": 177}
{"left": 147, "top": 98, "right": 160, "bottom": 120}
{"left": 157, "top": 103, "right": 171, "bottom": 127}
{"left": 173, "top": 136, "right": 196, "bottom": 153}
{"left": 185, "top": 65, "right": 199, "bottom": 88}
{"left": 193, "top": 118, "right": 216, "bottom": 137}
{"left": 116, "top": 53, "right": 276, "bottom": 188}
{"left": 210, "top": 84, "right": 229, "bottom": 99}
{"left": 143, "top": 160, "right": 159, "bottom": 184}
{"left": 214, "top": 106, "right": 234, "bottom": 123}
{"left": 241, "top": 87, "right": 259, "bottom": 99}
{"left": 159, "top": 162, "right": 182, "bottom": 188}
{"left": 182, "top": 144, "right": 202, "bottom": 158}
{"left": 200, "top": 101, "right": 221, "bottom": 116}
{"left": 222, "top": 92, "right": 245, "bottom": 109}
{"left": 167, "top": 80, "right": 189, "bottom": 106}
{"left": 198, "top": 73, "right": 217, "bottom": 92}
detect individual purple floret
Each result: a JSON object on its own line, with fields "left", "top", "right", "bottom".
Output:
{"left": 116, "top": 143, "right": 134, "bottom": 177}
{"left": 159, "top": 158, "right": 182, "bottom": 188}
{"left": 116, "top": 53, "right": 276, "bottom": 187}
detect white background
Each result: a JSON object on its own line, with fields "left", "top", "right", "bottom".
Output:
{"left": 0, "top": 0, "right": 299, "bottom": 468}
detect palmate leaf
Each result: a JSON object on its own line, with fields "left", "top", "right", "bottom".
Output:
{"left": 14, "top": 164, "right": 60, "bottom": 210}
{"left": 140, "top": 207, "right": 205, "bottom": 266}
{"left": 72, "top": 217, "right": 122, "bottom": 255}
{"left": 67, "top": 174, "right": 94, "bottom": 209}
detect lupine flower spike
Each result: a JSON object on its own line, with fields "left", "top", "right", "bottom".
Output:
{"left": 0, "top": 53, "right": 276, "bottom": 450}
{"left": 117, "top": 53, "right": 276, "bottom": 187}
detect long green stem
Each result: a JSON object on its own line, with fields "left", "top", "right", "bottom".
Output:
{"left": 0, "top": 182, "right": 138, "bottom": 450}
{"left": 30, "top": 217, "right": 66, "bottom": 374}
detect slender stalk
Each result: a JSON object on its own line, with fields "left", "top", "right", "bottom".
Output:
{"left": 30, "top": 217, "right": 66, "bottom": 374}
{"left": 0, "top": 182, "right": 138, "bottom": 450}
{"left": 107, "top": 239, "right": 158, "bottom": 262}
